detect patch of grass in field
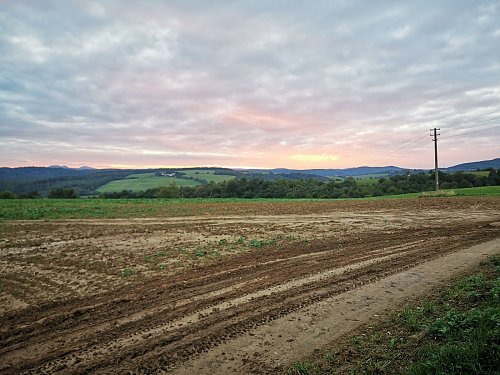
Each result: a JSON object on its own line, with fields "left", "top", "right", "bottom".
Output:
{"left": 422, "top": 186, "right": 500, "bottom": 197}
{"left": 125, "top": 172, "right": 156, "bottom": 178}
{"left": 356, "top": 173, "right": 390, "bottom": 179}
{"left": 289, "top": 361, "right": 313, "bottom": 375}
{"left": 449, "top": 185, "right": 500, "bottom": 196}
{"left": 154, "top": 250, "right": 167, "bottom": 257}
{"left": 120, "top": 267, "right": 135, "bottom": 278}
{"left": 371, "top": 185, "right": 500, "bottom": 199}
{"left": 179, "top": 169, "right": 236, "bottom": 183}
{"left": 144, "top": 250, "right": 169, "bottom": 264}
{"left": 286, "top": 256, "right": 500, "bottom": 375}
{"left": 97, "top": 174, "right": 201, "bottom": 193}
{"left": 470, "top": 171, "right": 491, "bottom": 177}
{"left": 355, "top": 177, "right": 380, "bottom": 185}
{"left": 0, "top": 198, "right": 255, "bottom": 220}
{"left": 248, "top": 239, "right": 277, "bottom": 248}
{"left": 157, "top": 263, "right": 167, "bottom": 271}
{"left": 191, "top": 246, "right": 221, "bottom": 259}
{"left": 195, "top": 249, "right": 207, "bottom": 258}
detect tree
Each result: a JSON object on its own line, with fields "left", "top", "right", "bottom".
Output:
{"left": 156, "top": 183, "right": 180, "bottom": 198}
{"left": 19, "top": 191, "right": 40, "bottom": 199}
{"left": 48, "top": 188, "right": 77, "bottom": 199}
{"left": 0, "top": 191, "right": 17, "bottom": 199}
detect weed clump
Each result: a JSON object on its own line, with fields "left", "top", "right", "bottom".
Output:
{"left": 120, "top": 267, "right": 135, "bottom": 278}
{"left": 158, "top": 263, "right": 167, "bottom": 271}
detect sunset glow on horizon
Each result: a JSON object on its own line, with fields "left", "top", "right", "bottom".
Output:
{"left": 1, "top": 1, "right": 499, "bottom": 170}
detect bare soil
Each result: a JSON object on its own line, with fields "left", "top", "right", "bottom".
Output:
{"left": 0, "top": 197, "right": 499, "bottom": 374}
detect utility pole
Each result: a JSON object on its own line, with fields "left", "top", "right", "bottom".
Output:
{"left": 430, "top": 128, "right": 440, "bottom": 191}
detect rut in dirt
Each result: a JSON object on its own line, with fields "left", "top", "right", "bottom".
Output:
{"left": 0, "top": 220, "right": 498, "bottom": 374}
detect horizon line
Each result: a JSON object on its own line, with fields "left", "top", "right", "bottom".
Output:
{"left": 2, "top": 159, "right": 498, "bottom": 171}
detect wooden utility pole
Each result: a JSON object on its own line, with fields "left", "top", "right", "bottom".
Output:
{"left": 430, "top": 128, "right": 440, "bottom": 191}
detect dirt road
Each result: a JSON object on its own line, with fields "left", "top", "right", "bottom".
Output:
{"left": 0, "top": 197, "right": 499, "bottom": 374}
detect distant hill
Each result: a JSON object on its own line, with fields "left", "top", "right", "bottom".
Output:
{"left": 444, "top": 158, "right": 500, "bottom": 172}
{"left": 0, "top": 167, "right": 98, "bottom": 182}
{"left": 48, "top": 165, "right": 95, "bottom": 170}
{"left": 266, "top": 166, "right": 405, "bottom": 177}
{"left": 250, "top": 158, "right": 500, "bottom": 177}
{"left": 48, "top": 165, "right": 70, "bottom": 169}
{"left": 0, "top": 167, "right": 134, "bottom": 196}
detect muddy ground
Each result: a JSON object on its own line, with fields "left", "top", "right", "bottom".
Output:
{"left": 0, "top": 197, "right": 499, "bottom": 374}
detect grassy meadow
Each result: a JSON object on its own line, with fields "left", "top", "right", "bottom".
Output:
{"left": 355, "top": 177, "right": 381, "bottom": 185}
{"left": 96, "top": 170, "right": 236, "bottom": 193}
{"left": 0, "top": 198, "right": 314, "bottom": 220}
{"left": 470, "top": 170, "right": 491, "bottom": 177}
{"left": 96, "top": 174, "right": 201, "bottom": 193}
{"left": 358, "top": 185, "right": 500, "bottom": 200}
{"left": 179, "top": 169, "right": 236, "bottom": 182}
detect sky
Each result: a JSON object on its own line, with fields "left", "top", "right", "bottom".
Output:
{"left": 0, "top": 0, "right": 499, "bottom": 170}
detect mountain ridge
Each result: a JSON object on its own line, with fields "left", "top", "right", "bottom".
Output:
{"left": 443, "top": 158, "right": 500, "bottom": 172}
{"left": 2, "top": 157, "right": 499, "bottom": 177}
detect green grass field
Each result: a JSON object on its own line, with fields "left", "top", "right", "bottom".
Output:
{"left": 125, "top": 172, "right": 156, "bottom": 178}
{"left": 96, "top": 170, "right": 235, "bottom": 193}
{"left": 355, "top": 173, "right": 390, "bottom": 179}
{"left": 357, "top": 186, "right": 500, "bottom": 199}
{"left": 96, "top": 174, "right": 201, "bottom": 193}
{"left": 373, "top": 186, "right": 500, "bottom": 199}
{"left": 179, "top": 169, "right": 236, "bottom": 183}
{"left": 0, "top": 186, "right": 498, "bottom": 221}
{"left": 0, "top": 198, "right": 320, "bottom": 220}
{"left": 0, "top": 198, "right": 188, "bottom": 220}
{"left": 469, "top": 170, "right": 491, "bottom": 177}
{"left": 436, "top": 186, "right": 500, "bottom": 196}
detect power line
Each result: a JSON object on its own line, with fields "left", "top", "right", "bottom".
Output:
{"left": 363, "top": 108, "right": 500, "bottom": 166}
{"left": 442, "top": 124, "right": 499, "bottom": 140}
{"left": 444, "top": 109, "right": 500, "bottom": 130}
{"left": 445, "top": 117, "right": 500, "bottom": 134}
{"left": 365, "top": 134, "right": 430, "bottom": 167}
{"left": 368, "top": 133, "right": 429, "bottom": 165}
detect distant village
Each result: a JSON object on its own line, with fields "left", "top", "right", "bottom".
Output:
{"left": 155, "top": 172, "right": 177, "bottom": 177}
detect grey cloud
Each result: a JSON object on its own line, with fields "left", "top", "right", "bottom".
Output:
{"left": 0, "top": 0, "right": 499, "bottom": 168}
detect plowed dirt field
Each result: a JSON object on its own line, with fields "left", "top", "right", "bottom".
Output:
{"left": 1, "top": 197, "right": 499, "bottom": 374}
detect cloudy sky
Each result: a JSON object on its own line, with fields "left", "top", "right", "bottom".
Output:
{"left": 1, "top": 1, "right": 499, "bottom": 169}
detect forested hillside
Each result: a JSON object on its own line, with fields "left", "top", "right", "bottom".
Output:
{"left": 98, "top": 170, "right": 500, "bottom": 199}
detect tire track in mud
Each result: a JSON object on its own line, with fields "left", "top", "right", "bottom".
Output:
{"left": 102, "top": 231, "right": 496, "bottom": 374}
{"left": 0, "top": 233, "right": 429, "bottom": 353}
{"left": 0, "top": 221, "right": 498, "bottom": 374}
{"left": 0, "top": 232, "right": 423, "bottom": 336}
{"left": 21, "top": 248, "right": 423, "bottom": 373}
